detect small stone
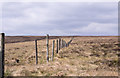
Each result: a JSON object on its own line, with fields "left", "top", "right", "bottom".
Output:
{"left": 15, "top": 59, "right": 19, "bottom": 63}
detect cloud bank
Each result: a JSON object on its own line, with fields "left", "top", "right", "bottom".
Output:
{"left": 2, "top": 2, "right": 118, "bottom": 36}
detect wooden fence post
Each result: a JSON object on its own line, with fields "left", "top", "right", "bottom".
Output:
{"left": 66, "top": 37, "right": 74, "bottom": 47}
{"left": 63, "top": 40, "right": 66, "bottom": 48}
{"left": 35, "top": 40, "right": 38, "bottom": 65}
{"left": 67, "top": 43, "right": 69, "bottom": 47}
{"left": 66, "top": 43, "right": 67, "bottom": 47}
{"left": 46, "top": 34, "right": 49, "bottom": 62}
{"left": 56, "top": 40, "right": 58, "bottom": 53}
{"left": 52, "top": 40, "right": 55, "bottom": 61}
{"left": 0, "top": 33, "right": 5, "bottom": 78}
{"left": 59, "top": 38, "right": 61, "bottom": 50}
{"left": 61, "top": 39, "right": 63, "bottom": 48}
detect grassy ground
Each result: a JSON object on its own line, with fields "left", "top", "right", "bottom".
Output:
{"left": 5, "top": 37, "right": 118, "bottom": 76}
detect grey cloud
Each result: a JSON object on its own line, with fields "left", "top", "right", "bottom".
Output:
{"left": 2, "top": 2, "right": 118, "bottom": 36}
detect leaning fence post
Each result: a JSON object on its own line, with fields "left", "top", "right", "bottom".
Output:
{"left": 52, "top": 40, "right": 55, "bottom": 61}
{"left": 0, "top": 33, "right": 5, "bottom": 78}
{"left": 35, "top": 40, "right": 38, "bottom": 65}
{"left": 56, "top": 40, "right": 58, "bottom": 53}
{"left": 67, "top": 40, "right": 70, "bottom": 47}
{"left": 46, "top": 34, "right": 49, "bottom": 62}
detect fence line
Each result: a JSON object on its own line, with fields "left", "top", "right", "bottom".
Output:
{"left": 45, "top": 35, "right": 74, "bottom": 62}
{"left": 0, "top": 33, "right": 5, "bottom": 78}
{"left": 34, "top": 35, "right": 73, "bottom": 63}
{"left": 4, "top": 33, "right": 73, "bottom": 66}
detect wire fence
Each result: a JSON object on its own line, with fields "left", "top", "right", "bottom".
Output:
{"left": 2, "top": 33, "right": 74, "bottom": 65}
{"left": 0, "top": 33, "right": 74, "bottom": 77}
{"left": 35, "top": 34, "right": 74, "bottom": 64}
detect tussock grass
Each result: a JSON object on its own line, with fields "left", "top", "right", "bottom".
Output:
{"left": 5, "top": 37, "right": 118, "bottom": 76}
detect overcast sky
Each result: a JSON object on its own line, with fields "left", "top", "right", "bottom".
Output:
{"left": 1, "top": 2, "right": 118, "bottom": 36}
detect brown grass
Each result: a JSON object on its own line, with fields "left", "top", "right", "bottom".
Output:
{"left": 5, "top": 36, "right": 118, "bottom": 76}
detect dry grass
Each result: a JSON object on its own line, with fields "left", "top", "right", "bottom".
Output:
{"left": 5, "top": 37, "right": 118, "bottom": 76}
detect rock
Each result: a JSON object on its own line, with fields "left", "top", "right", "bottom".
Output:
{"left": 15, "top": 59, "right": 19, "bottom": 63}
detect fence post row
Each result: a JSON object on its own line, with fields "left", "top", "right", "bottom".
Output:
{"left": 52, "top": 40, "right": 55, "bottom": 61}
{"left": 0, "top": 33, "right": 73, "bottom": 73}
{"left": 46, "top": 34, "right": 49, "bottom": 62}
{"left": 0, "top": 33, "right": 5, "bottom": 78}
{"left": 35, "top": 40, "right": 38, "bottom": 65}
{"left": 56, "top": 40, "right": 58, "bottom": 53}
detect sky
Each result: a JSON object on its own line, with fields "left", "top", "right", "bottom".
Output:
{"left": 0, "top": 2, "right": 118, "bottom": 36}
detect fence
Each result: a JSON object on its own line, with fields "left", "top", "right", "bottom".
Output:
{"left": 0, "top": 33, "right": 73, "bottom": 77}
{"left": 35, "top": 34, "right": 74, "bottom": 64}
